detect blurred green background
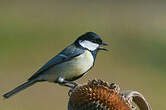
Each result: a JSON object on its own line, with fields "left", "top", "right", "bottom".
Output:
{"left": 0, "top": 0, "right": 166, "bottom": 110}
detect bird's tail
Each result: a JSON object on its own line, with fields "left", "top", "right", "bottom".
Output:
{"left": 3, "top": 80, "right": 37, "bottom": 99}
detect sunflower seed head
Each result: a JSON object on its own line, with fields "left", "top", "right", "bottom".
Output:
{"left": 68, "top": 79, "right": 132, "bottom": 110}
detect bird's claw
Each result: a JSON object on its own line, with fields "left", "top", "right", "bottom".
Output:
{"left": 68, "top": 83, "right": 78, "bottom": 96}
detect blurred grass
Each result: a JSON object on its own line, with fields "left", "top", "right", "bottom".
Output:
{"left": 0, "top": 0, "right": 166, "bottom": 110}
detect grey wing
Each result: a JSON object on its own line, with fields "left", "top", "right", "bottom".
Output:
{"left": 28, "top": 44, "right": 84, "bottom": 81}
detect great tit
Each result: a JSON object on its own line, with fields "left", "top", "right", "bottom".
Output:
{"left": 3, "top": 32, "right": 108, "bottom": 99}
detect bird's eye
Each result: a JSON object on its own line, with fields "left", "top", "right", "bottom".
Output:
{"left": 95, "top": 39, "right": 102, "bottom": 44}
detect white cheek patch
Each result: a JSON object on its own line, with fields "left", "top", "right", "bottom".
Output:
{"left": 79, "top": 40, "right": 99, "bottom": 51}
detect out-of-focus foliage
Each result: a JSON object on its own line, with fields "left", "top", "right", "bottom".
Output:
{"left": 0, "top": 1, "right": 166, "bottom": 110}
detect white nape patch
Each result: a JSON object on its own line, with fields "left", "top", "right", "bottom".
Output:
{"left": 79, "top": 40, "right": 99, "bottom": 51}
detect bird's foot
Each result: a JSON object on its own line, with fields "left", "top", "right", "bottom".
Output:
{"left": 61, "top": 81, "right": 78, "bottom": 96}
{"left": 56, "top": 77, "right": 79, "bottom": 95}
{"left": 67, "top": 82, "right": 79, "bottom": 96}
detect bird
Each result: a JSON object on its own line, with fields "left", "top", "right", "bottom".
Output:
{"left": 3, "top": 32, "right": 108, "bottom": 99}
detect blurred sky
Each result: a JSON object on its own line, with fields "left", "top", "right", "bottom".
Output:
{"left": 0, "top": 0, "right": 166, "bottom": 110}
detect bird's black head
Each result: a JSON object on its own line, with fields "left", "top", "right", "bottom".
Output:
{"left": 75, "top": 32, "right": 108, "bottom": 51}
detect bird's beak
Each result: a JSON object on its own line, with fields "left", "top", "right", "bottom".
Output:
{"left": 98, "top": 42, "right": 108, "bottom": 51}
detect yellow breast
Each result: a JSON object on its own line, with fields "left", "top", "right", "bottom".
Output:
{"left": 62, "top": 50, "right": 94, "bottom": 80}
{"left": 42, "top": 50, "right": 94, "bottom": 81}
